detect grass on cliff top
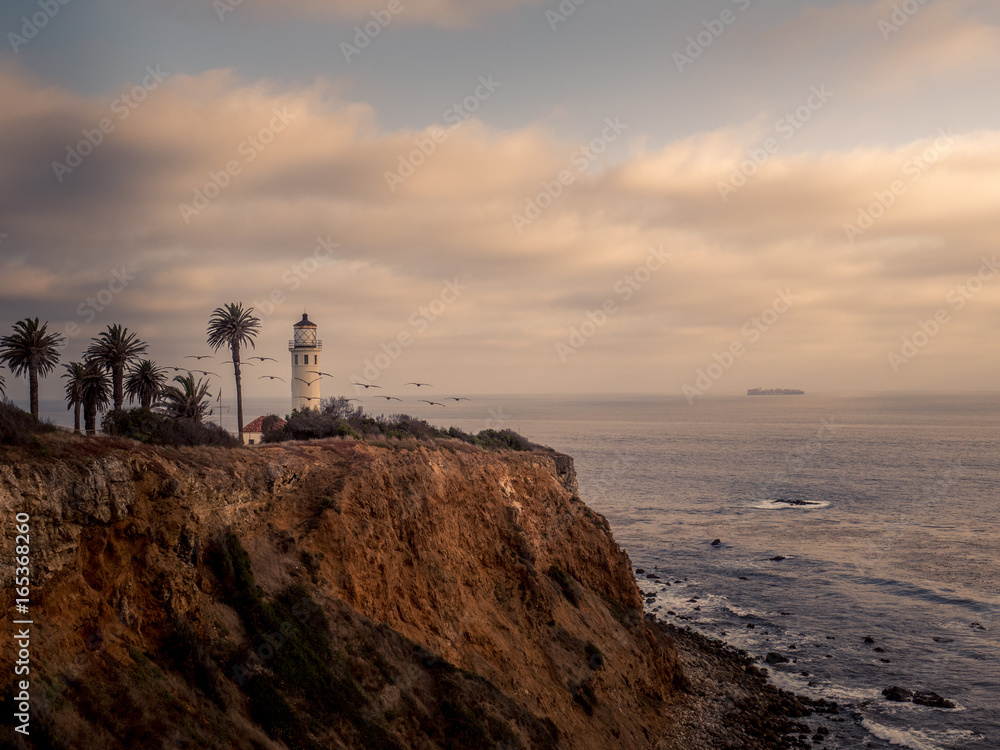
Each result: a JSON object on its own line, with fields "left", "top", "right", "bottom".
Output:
{"left": 0, "top": 399, "right": 58, "bottom": 446}
{"left": 261, "top": 396, "right": 545, "bottom": 452}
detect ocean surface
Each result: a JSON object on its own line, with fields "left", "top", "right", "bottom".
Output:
{"left": 35, "top": 393, "right": 999, "bottom": 749}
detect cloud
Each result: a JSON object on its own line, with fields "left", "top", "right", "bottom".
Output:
{"left": 761, "top": 0, "right": 1000, "bottom": 96}
{"left": 198, "top": 0, "right": 542, "bottom": 28}
{"left": 0, "top": 62, "right": 998, "bottom": 400}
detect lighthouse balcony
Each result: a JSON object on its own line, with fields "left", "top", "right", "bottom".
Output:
{"left": 288, "top": 339, "right": 323, "bottom": 349}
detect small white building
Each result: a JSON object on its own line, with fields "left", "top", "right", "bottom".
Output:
{"left": 242, "top": 415, "right": 286, "bottom": 446}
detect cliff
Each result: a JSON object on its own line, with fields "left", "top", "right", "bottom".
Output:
{"left": 0, "top": 434, "right": 686, "bottom": 749}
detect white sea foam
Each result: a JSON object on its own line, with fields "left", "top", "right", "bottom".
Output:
{"left": 748, "top": 499, "right": 832, "bottom": 510}
{"left": 861, "top": 719, "right": 982, "bottom": 750}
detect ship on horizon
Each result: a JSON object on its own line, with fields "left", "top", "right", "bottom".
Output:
{"left": 747, "top": 388, "right": 805, "bottom": 396}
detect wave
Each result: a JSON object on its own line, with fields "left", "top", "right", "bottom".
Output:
{"left": 749, "top": 498, "right": 832, "bottom": 510}
{"left": 861, "top": 719, "right": 983, "bottom": 750}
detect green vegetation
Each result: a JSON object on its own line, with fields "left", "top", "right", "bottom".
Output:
{"left": 124, "top": 359, "right": 168, "bottom": 410}
{"left": 102, "top": 408, "right": 240, "bottom": 447}
{"left": 80, "top": 360, "right": 112, "bottom": 436}
{"left": 206, "top": 302, "right": 261, "bottom": 441}
{"left": 597, "top": 591, "right": 642, "bottom": 629}
{"left": 584, "top": 642, "right": 605, "bottom": 671}
{"left": 85, "top": 324, "right": 149, "bottom": 411}
{"left": 0, "top": 317, "right": 64, "bottom": 419}
{"left": 156, "top": 372, "right": 213, "bottom": 423}
{"left": 0, "top": 400, "right": 56, "bottom": 446}
{"left": 206, "top": 531, "right": 403, "bottom": 750}
{"left": 264, "top": 396, "right": 542, "bottom": 452}
{"left": 547, "top": 565, "right": 580, "bottom": 607}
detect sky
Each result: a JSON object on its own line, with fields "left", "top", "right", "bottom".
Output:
{"left": 1, "top": 0, "right": 999, "bottom": 411}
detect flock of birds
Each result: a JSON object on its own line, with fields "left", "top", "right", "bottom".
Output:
{"left": 166, "top": 354, "right": 471, "bottom": 409}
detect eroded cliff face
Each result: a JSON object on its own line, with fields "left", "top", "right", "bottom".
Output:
{"left": 0, "top": 435, "right": 684, "bottom": 749}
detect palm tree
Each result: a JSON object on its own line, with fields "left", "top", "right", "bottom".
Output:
{"left": 0, "top": 318, "right": 64, "bottom": 419}
{"left": 80, "top": 360, "right": 111, "bottom": 436}
{"left": 125, "top": 359, "right": 167, "bottom": 410}
{"left": 62, "top": 362, "right": 87, "bottom": 433}
{"left": 85, "top": 324, "right": 148, "bottom": 411}
{"left": 206, "top": 303, "right": 260, "bottom": 439}
{"left": 157, "top": 373, "right": 212, "bottom": 423}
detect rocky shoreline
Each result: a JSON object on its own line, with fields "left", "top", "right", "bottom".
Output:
{"left": 650, "top": 617, "right": 844, "bottom": 750}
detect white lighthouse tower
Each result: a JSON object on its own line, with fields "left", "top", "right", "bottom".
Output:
{"left": 289, "top": 313, "right": 322, "bottom": 412}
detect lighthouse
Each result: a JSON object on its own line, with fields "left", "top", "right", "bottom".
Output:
{"left": 289, "top": 313, "right": 322, "bottom": 412}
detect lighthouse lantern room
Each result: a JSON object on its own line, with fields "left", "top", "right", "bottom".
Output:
{"left": 289, "top": 313, "right": 322, "bottom": 411}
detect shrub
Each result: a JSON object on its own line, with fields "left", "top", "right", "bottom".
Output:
{"left": 0, "top": 400, "right": 56, "bottom": 446}
{"left": 102, "top": 408, "right": 240, "bottom": 448}
{"left": 262, "top": 397, "right": 541, "bottom": 452}
{"left": 547, "top": 565, "right": 580, "bottom": 607}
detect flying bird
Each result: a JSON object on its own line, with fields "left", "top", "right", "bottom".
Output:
{"left": 419, "top": 400, "right": 446, "bottom": 407}
{"left": 351, "top": 382, "right": 382, "bottom": 389}
{"left": 183, "top": 355, "right": 213, "bottom": 360}
{"left": 405, "top": 382, "right": 433, "bottom": 387}
{"left": 167, "top": 366, "right": 187, "bottom": 372}
{"left": 376, "top": 396, "right": 403, "bottom": 401}
{"left": 295, "top": 377, "right": 321, "bottom": 386}
{"left": 445, "top": 397, "right": 471, "bottom": 401}
{"left": 195, "top": 370, "right": 219, "bottom": 377}
{"left": 248, "top": 356, "right": 277, "bottom": 362}
{"left": 308, "top": 370, "right": 335, "bottom": 378}
{"left": 302, "top": 396, "right": 322, "bottom": 402}
{"left": 258, "top": 375, "right": 285, "bottom": 381}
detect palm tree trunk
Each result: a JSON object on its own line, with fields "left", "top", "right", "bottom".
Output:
{"left": 29, "top": 365, "right": 39, "bottom": 419}
{"left": 232, "top": 342, "right": 244, "bottom": 441}
{"left": 113, "top": 363, "right": 124, "bottom": 411}
{"left": 73, "top": 402, "right": 81, "bottom": 433}
{"left": 84, "top": 401, "right": 96, "bottom": 436}
{"left": 141, "top": 393, "right": 151, "bottom": 410}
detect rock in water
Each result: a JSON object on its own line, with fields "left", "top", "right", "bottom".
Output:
{"left": 711, "top": 538, "right": 722, "bottom": 546}
{"left": 863, "top": 636, "right": 875, "bottom": 644}
{"left": 882, "top": 686, "right": 913, "bottom": 702}
{"left": 913, "top": 691, "right": 956, "bottom": 708}
{"left": 765, "top": 652, "right": 790, "bottom": 664}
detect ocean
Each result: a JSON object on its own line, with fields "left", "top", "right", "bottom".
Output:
{"left": 35, "top": 392, "right": 999, "bottom": 749}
